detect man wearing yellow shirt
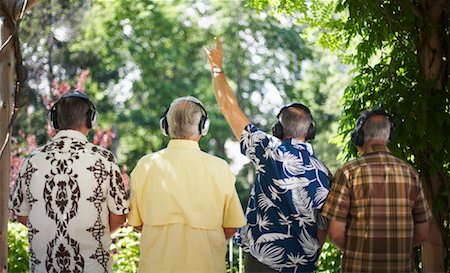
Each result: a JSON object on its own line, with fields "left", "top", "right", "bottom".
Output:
{"left": 128, "top": 96, "right": 246, "bottom": 273}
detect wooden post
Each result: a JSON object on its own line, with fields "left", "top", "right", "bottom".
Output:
{"left": 0, "top": 14, "right": 15, "bottom": 273}
{"left": 0, "top": 1, "right": 39, "bottom": 271}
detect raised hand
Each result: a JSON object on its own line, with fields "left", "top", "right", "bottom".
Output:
{"left": 203, "top": 37, "right": 223, "bottom": 69}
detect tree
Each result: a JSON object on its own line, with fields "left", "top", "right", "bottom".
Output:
{"left": 249, "top": 0, "right": 449, "bottom": 271}
{"left": 71, "top": 0, "right": 316, "bottom": 169}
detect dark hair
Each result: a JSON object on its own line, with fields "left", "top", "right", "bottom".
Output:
{"left": 56, "top": 97, "right": 91, "bottom": 130}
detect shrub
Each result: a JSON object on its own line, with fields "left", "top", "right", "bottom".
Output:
{"left": 317, "top": 239, "right": 341, "bottom": 273}
{"left": 111, "top": 226, "right": 141, "bottom": 272}
{"left": 8, "top": 221, "right": 29, "bottom": 273}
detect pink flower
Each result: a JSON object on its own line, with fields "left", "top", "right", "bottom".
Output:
{"left": 121, "top": 164, "right": 129, "bottom": 191}
{"left": 75, "top": 70, "right": 90, "bottom": 92}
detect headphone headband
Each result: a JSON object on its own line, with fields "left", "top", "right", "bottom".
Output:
{"left": 351, "top": 109, "right": 395, "bottom": 147}
{"left": 160, "top": 97, "right": 210, "bottom": 137}
{"left": 276, "top": 103, "right": 312, "bottom": 118}
{"left": 272, "top": 102, "right": 316, "bottom": 140}
{"left": 49, "top": 91, "right": 97, "bottom": 130}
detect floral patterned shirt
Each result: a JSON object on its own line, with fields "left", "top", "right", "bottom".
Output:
{"left": 237, "top": 124, "right": 330, "bottom": 272}
{"left": 9, "top": 130, "right": 129, "bottom": 273}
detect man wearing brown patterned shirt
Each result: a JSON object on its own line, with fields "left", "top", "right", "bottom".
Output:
{"left": 9, "top": 91, "right": 129, "bottom": 273}
{"left": 322, "top": 110, "right": 431, "bottom": 273}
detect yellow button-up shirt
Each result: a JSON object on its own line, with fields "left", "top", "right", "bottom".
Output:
{"left": 128, "top": 139, "right": 246, "bottom": 273}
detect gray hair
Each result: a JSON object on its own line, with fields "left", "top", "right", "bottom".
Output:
{"left": 167, "top": 96, "right": 204, "bottom": 138}
{"left": 56, "top": 97, "right": 91, "bottom": 130}
{"left": 279, "top": 107, "right": 312, "bottom": 139}
{"left": 362, "top": 115, "right": 391, "bottom": 143}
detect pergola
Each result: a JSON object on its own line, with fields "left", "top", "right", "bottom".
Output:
{"left": 0, "top": 0, "right": 39, "bottom": 271}
{"left": 0, "top": 1, "right": 447, "bottom": 272}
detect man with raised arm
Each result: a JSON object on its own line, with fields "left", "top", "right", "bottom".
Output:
{"left": 204, "top": 38, "right": 331, "bottom": 273}
{"left": 128, "top": 96, "right": 246, "bottom": 273}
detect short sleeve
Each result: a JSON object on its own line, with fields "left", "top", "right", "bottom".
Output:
{"left": 321, "top": 167, "right": 350, "bottom": 222}
{"left": 240, "top": 124, "right": 276, "bottom": 166}
{"left": 223, "top": 171, "right": 246, "bottom": 228}
{"left": 127, "top": 162, "right": 144, "bottom": 226}
{"left": 9, "top": 158, "right": 32, "bottom": 216}
{"left": 315, "top": 209, "right": 328, "bottom": 230}
{"left": 412, "top": 180, "right": 432, "bottom": 224}
{"left": 107, "top": 161, "right": 130, "bottom": 215}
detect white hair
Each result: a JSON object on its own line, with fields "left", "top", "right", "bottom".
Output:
{"left": 167, "top": 96, "right": 204, "bottom": 138}
{"left": 279, "top": 107, "right": 311, "bottom": 139}
{"left": 362, "top": 115, "right": 391, "bottom": 143}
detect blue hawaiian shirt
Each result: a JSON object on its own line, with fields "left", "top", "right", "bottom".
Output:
{"left": 236, "top": 124, "right": 331, "bottom": 273}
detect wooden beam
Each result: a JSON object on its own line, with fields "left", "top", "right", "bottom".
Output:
{"left": 0, "top": 1, "right": 40, "bottom": 272}
{"left": 13, "top": 0, "right": 40, "bottom": 20}
{"left": 0, "top": 14, "right": 15, "bottom": 273}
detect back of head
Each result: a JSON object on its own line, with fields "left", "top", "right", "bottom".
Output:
{"left": 167, "top": 96, "right": 206, "bottom": 138}
{"left": 56, "top": 96, "right": 92, "bottom": 130}
{"left": 362, "top": 115, "right": 391, "bottom": 144}
{"left": 279, "top": 107, "right": 312, "bottom": 139}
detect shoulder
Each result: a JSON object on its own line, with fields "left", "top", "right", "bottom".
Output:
{"left": 134, "top": 150, "right": 165, "bottom": 169}
{"left": 241, "top": 124, "right": 270, "bottom": 141}
{"left": 388, "top": 154, "right": 420, "bottom": 177}
{"left": 200, "top": 151, "right": 232, "bottom": 170}
{"left": 86, "top": 143, "right": 117, "bottom": 163}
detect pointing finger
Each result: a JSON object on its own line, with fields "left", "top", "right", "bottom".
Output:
{"left": 203, "top": 46, "right": 210, "bottom": 54}
{"left": 214, "top": 37, "right": 222, "bottom": 50}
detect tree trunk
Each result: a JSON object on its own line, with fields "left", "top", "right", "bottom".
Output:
{"left": 416, "top": 0, "right": 448, "bottom": 271}
{"left": 0, "top": 14, "right": 15, "bottom": 273}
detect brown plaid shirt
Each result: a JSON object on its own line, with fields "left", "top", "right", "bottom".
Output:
{"left": 322, "top": 144, "right": 432, "bottom": 273}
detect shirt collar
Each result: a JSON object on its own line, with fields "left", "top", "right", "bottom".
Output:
{"left": 167, "top": 139, "right": 200, "bottom": 150}
{"left": 53, "top": 129, "right": 88, "bottom": 142}
{"left": 290, "top": 138, "right": 315, "bottom": 156}
{"left": 364, "top": 144, "right": 391, "bottom": 155}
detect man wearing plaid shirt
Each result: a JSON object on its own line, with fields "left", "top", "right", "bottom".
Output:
{"left": 322, "top": 110, "right": 432, "bottom": 273}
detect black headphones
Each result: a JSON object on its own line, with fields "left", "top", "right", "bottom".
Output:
{"left": 159, "top": 97, "right": 210, "bottom": 137}
{"left": 272, "top": 103, "right": 316, "bottom": 140}
{"left": 49, "top": 91, "right": 97, "bottom": 130}
{"left": 351, "top": 109, "right": 395, "bottom": 147}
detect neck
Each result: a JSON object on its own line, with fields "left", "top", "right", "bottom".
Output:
{"left": 63, "top": 126, "right": 89, "bottom": 136}
{"left": 285, "top": 136, "right": 306, "bottom": 142}
{"left": 172, "top": 135, "right": 201, "bottom": 142}
{"left": 359, "top": 140, "right": 387, "bottom": 153}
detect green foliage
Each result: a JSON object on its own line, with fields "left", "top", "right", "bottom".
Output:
{"left": 111, "top": 226, "right": 141, "bottom": 273}
{"left": 70, "top": 0, "right": 316, "bottom": 170}
{"left": 8, "top": 221, "right": 29, "bottom": 273}
{"left": 317, "top": 240, "right": 341, "bottom": 273}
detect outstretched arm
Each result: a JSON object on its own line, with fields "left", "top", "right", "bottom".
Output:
{"left": 204, "top": 37, "right": 250, "bottom": 140}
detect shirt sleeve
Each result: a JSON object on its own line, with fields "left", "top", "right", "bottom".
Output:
{"left": 107, "top": 159, "right": 130, "bottom": 216}
{"left": 240, "top": 124, "right": 275, "bottom": 167}
{"left": 315, "top": 209, "right": 328, "bottom": 230}
{"left": 411, "top": 177, "right": 433, "bottom": 224}
{"left": 127, "top": 161, "right": 144, "bottom": 227}
{"left": 9, "top": 158, "right": 32, "bottom": 216}
{"left": 222, "top": 169, "right": 246, "bottom": 228}
{"left": 321, "top": 167, "right": 350, "bottom": 222}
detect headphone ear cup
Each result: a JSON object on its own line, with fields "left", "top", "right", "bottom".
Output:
{"left": 272, "top": 121, "right": 283, "bottom": 139}
{"left": 389, "top": 119, "right": 395, "bottom": 141}
{"left": 306, "top": 122, "right": 316, "bottom": 140}
{"left": 201, "top": 118, "right": 210, "bottom": 136}
{"left": 351, "top": 130, "right": 365, "bottom": 147}
{"left": 49, "top": 107, "right": 58, "bottom": 129}
{"left": 160, "top": 116, "right": 169, "bottom": 136}
{"left": 89, "top": 110, "right": 98, "bottom": 129}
